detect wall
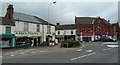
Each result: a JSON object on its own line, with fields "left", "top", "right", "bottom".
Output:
{"left": 0, "top": 25, "right": 15, "bottom": 34}
{"left": 15, "top": 21, "right": 42, "bottom": 33}
{"left": 56, "top": 29, "right": 76, "bottom": 35}
{"left": 42, "top": 25, "right": 56, "bottom": 42}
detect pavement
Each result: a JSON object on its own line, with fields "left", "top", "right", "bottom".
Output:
{"left": 2, "top": 42, "right": 119, "bottom": 63}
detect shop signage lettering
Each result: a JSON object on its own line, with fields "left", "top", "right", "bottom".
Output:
{"left": 15, "top": 31, "right": 42, "bottom": 36}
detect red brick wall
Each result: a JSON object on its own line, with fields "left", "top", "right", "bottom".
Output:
{"left": 76, "top": 18, "right": 116, "bottom": 33}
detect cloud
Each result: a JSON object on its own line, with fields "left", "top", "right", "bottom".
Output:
{"left": 1, "top": 2, "right": 118, "bottom": 25}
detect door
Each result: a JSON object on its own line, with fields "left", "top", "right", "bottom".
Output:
{"left": 34, "top": 38, "right": 37, "bottom": 47}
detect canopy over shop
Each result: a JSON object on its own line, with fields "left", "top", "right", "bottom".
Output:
{"left": 15, "top": 31, "right": 42, "bottom": 47}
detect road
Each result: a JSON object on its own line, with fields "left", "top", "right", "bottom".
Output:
{"left": 2, "top": 42, "right": 119, "bottom": 63}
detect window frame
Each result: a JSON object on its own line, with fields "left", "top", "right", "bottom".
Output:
{"left": 6, "top": 27, "right": 11, "bottom": 34}
{"left": 36, "top": 24, "right": 40, "bottom": 32}
{"left": 24, "top": 23, "right": 29, "bottom": 32}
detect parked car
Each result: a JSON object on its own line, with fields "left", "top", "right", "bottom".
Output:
{"left": 101, "top": 37, "right": 116, "bottom": 42}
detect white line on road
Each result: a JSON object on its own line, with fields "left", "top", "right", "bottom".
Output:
{"left": 70, "top": 52, "right": 96, "bottom": 61}
{"left": 103, "top": 48, "right": 113, "bottom": 51}
{"left": 0, "top": 56, "right": 2, "bottom": 58}
{"left": 32, "top": 52, "right": 36, "bottom": 53}
{"left": 77, "top": 49, "right": 82, "bottom": 52}
{"left": 102, "top": 42, "right": 118, "bottom": 44}
{"left": 106, "top": 45, "right": 118, "bottom": 48}
{"left": 86, "top": 50, "right": 93, "bottom": 53}
{"left": 39, "top": 51, "right": 45, "bottom": 52}
{"left": 10, "top": 55, "right": 15, "bottom": 57}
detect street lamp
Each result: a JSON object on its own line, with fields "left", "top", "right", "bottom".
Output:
{"left": 92, "top": 20, "right": 95, "bottom": 41}
{"left": 47, "top": 1, "right": 56, "bottom": 34}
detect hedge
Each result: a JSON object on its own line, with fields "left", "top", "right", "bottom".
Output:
{"left": 61, "top": 40, "right": 81, "bottom": 48}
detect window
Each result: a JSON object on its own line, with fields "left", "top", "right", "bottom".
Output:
{"left": 47, "top": 25, "right": 51, "bottom": 34}
{"left": 24, "top": 23, "right": 29, "bottom": 31}
{"left": 88, "top": 28, "right": 91, "bottom": 32}
{"left": 37, "top": 25, "right": 40, "bottom": 32}
{"left": 58, "top": 31, "right": 60, "bottom": 35}
{"left": 96, "top": 26, "right": 102, "bottom": 32}
{"left": 6, "top": 27, "right": 11, "bottom": 34}
{"left": 102, "top": 27, "right": 105, "bottom": 32}
{"left": 71, "top": 31, "right": 73, "bottom": 34}
{"left": 98, "top": 20, "right": 102, "bottom": 23}
{"left": 83, "top": 27, "right": 86, "bottom": 32}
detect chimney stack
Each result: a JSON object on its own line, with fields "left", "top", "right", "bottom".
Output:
{"left": 56, "top": 23, "right": 60, "bottom": 26}
{"left": 5, "top": 4, "right": 14, "bottom": 19}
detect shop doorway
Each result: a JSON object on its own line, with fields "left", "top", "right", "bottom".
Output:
{"left": 38, "top": 37, "right": 42, "bottom": 45}
{"left": 83, "top": 37, "right": 91, "bottom": 42}
{"left": 34, "top": 38, "right": 37, "bottom": 47}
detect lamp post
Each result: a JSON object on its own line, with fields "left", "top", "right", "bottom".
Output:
{"left": 92, "top": 20, "right": 95, "bottom": 41}
{"left": 47, "top": 1, "right": 56, "bottom": 34}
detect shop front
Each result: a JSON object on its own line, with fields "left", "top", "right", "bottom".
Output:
{"left": 0, "top": 34, "right": 15, "bottom": 48}
{"left": 15, "top": 31, "right": 42, "bottom": 48}
{"left": 56, "top": 35, "right": 76, "bottom": 42}
{"left": 76, "top": 32, "right": 116, "bottom": 42}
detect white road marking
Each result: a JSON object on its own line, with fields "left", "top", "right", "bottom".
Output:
{"left": 77, "top": 49, "right": 82, "bottom": 52}
{"left": 32, "top": 52, "right": 35, "bottom": 53}
{"left": 102, "top": 42, "right": 118, "bottom": 44}
{"left": 106, "top": 45, "right": 118, "bottom": 48}
{"left": 70, "top": 52, "right": 96, "bottom": 61}
{"left": 39, "top": 51, "right": 45, "bottom": 52}
{"left": 10, "top": 55, "right": 15, "bottom": 56}
{"left": 18, "top": 50, "right": 23, "bottom": 51}
{"left": 103, "top": 48, "right": 113, "bottom": 51}
{"left": 0, "top": 56, "right": 2, "bottom": 58}
{"left": 86, "top": 50, "right": 93, "bottom": 52}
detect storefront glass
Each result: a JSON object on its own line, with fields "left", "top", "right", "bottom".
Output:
{"left": 1, "top": 35, "right": 15, "bottom": 48}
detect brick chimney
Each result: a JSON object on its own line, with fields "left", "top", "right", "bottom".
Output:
{"left": 5, "top": 4, "right": 14, "bottom": 19}
{"left": 5, "top": 4, "right": 15, "bottom": 23}
{"left": 56, "top": 23, "right": 60, "bottom": 26}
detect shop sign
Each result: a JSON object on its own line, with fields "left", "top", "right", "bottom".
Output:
{"left": 15, "top": 31, "right": 42, "bottom": 36}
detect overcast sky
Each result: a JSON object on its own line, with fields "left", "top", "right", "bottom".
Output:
{"left": 1, "top": 1, "right": 118, "bottom": 25}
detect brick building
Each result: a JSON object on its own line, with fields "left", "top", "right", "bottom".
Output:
{"left": 75, "top": 16, "right": 118, "bottom": 42}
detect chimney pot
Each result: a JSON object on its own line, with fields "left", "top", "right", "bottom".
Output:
{"left": 56, "top": 23, "right": 60, "bottom": 26}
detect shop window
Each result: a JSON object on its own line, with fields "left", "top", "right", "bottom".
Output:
{"left": 24, "top": 23, "right": 29, "bottom": 31}
{"left": 63, "top": 31, "right": 66, "bottom": 35}
{"left": 88, "top": 28, "right": 91, "bottom": 32}
{"left": 83, "top": 27, "right": 86, "bottom": 32}
{"left": 2, "top": 38, "right": 12, "bottom": 47}
{"left": 6, "top": 27, "right": 11, "bottom": 34}
{"left": 37, "top": 25, "right": 40, "bottom": 32}
{"left": 71, "top": 31, "right": 73, "bottom": 34}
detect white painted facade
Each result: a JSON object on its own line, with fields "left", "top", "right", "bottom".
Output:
{"left": 15, "top": 20, "right": 56, "bottom": 43}
{"left": 0, "top": 25, "right": 15, "bottom": 34}
{"left": 56, "top": 29, "right": 77, "bottom": 42}
{"left": 42, "top": 25, "right": 55, "bottom": 41}
{"left": 56, "top": 29, "right": 76, "bottom": 35}
{"left": 15, "top": 20, "right": 42, "bottom": 33}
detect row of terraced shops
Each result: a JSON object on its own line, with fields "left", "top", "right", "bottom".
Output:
{"left": 1, "top": 4, "right": 55, "bottom": 48}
